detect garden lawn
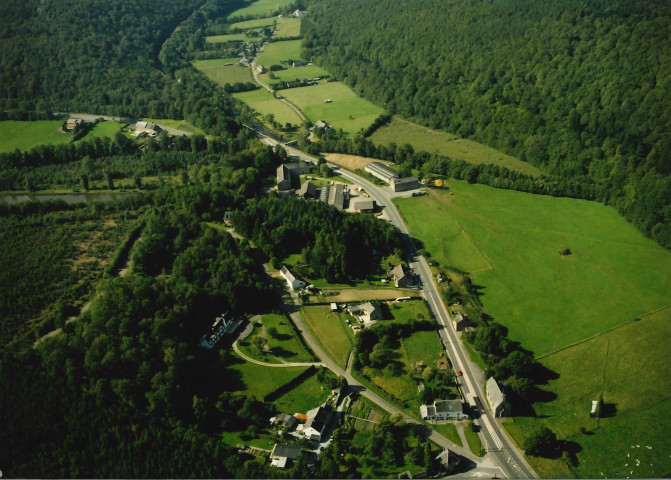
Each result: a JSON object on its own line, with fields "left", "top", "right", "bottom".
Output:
{"left": 300, "top": 305, "right": 353, "bottom": 368}
{"left": 402, "top": 329, "right": 443, "bottom": 368}
{"left": 228, "top": 358, "right": 308, "bottom": 400}
{"left": 432, "top": 424, "right": 462, "bottom": 447}
{"left": 0, "top": 120, "right": 73, "bottom": 153}
{"left": 274, "top": 17, "right": 301, "bottom": 37}
{"left": 263, "top": 313, "right": 315, "bottom": 363}
{"left": 220, "top": 431, "right": 279, "bottom": 450}
{"left": 273, "top": 368, "right": 336, "bottom": 414}
{"left": 395, "top": 181, "right": 671, "bottom": 355}
{"left": 386, "top": 299, "right": 432, "bottom": 325}
{"left": 233, "top": 88, "right": 303, "bottom": 126}
{"left": 505, "top": 307, "right": 671, "bottom": 479}
{"left": 227, "top": 0, "right": 294, "bottom": 19}
{"left": 230, "top": 18, "right": 275, "bottom": 30}
{"left": 369, "top": 116, "right": 541, "bottom": 177}
{"left": 193, "top": 59, "right": 254, "bottom": 86}
{"left": 255, "top": 39, "right": 303, "bottom": 66}
{"left": 280, "top": 82, "right": 384, "bottom": 134}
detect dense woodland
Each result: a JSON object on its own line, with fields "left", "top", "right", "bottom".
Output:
{"left": 303, "top": 0, "right": 671, "bottom": 248}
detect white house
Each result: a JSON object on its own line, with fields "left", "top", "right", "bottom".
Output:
{"left": 280, "top": 266, "right": 306, "bottom": 291}
{"left": 420, "top": 399, "right": 469, "bottom": 421}
{"left": 349, "top": 302, "right": 383, "bottom": 325}
{"left": 486, "top": 377, "right": 510, "bottom": 417}
{"left": 302, "top": 405, "right": 332, "bottom": 441}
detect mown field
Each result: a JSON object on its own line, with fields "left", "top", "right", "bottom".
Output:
{"left": 0, "top": 120, "right": 73, "bottom": 152}
{"left": 395, "top": 181, "right": 671, "bottom": 356}
{"left": 300, "top": 305, "right": 353, "bottom": 369}
{"left": 192, "top": 59, "right": 254, "bottom": 86}
{"left": 274, "top": 16, "right": 301, "bottom": 37}
{"left": 255, "top": 39, "right": 303, "bottom": 66}
{"left": 281, "top": 82, "right": 384, "bottom": 134}
{"left": 227, "top": 0, "right": 294, "bottom": 19}
{"left": 80, "top": 121, "right": 123, "bottom": 140}
{"left": 233, "top": 88, "right": 303, "bottom": 125}
{"left": 205, "top": 33, "right": 250, "bottom": 43}
{"left": 273, "top": 367, "right": 336, "bottom": 414}
{"left": 141, "top": 118, "right": 205, "bottom": 135}
{"left": 505, "top": 307, "right": 671, "bottom": 479}
{"left": 261, "top": 64, "right": 329, "bottom": 86}
{"left": 262, "top": 313, "right": 315, "bottom": 363}
{"left": 370, "top": 116, "right": 541, "bottom": 177}
{"left": 228, "top": 357, "right": 308, "bottom": 400}
{"left": 230, "top": 17, "right": 275, "bottom": 30}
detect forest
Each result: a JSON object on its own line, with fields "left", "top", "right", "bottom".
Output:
{"left": 302, "top": 0, "right": 671, "bottom": 249}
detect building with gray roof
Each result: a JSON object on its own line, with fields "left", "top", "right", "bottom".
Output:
{"left": 365, "top": 161, "right": 399, "bottom": 183}
{"left": 486, "top": 377, "right": 510, "bottom": 417}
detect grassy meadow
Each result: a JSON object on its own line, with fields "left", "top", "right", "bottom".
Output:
{"left": 233, "top": 88, "right": 303, "bottom": 125}
{"left": 300, "top": 305, "right": 354, "bottom": 368}
{"left": 228, "top": 357, "right": 308, "bottom": 400}
{"left": 192, "top": 59, "right": 254, "bottom": 86}
{"left": 205, "top": 33, "right": 250, "bottom": 43}
{"left": 370, "top": 116, "right": 541, "bottom": 177}
{"left": 230, "top": 17, "right": 275, "bottom": 30}
{"left": 274, "top": 17, "right": 301, "bottom": 37}
{"left": 262, "top": 65, "right": 329, "bottom": 86}
{"left": 227, "top": 0, "right": 294, "bottom": 19}
{"left": 141, "top": 118, "right": 205, "bottom": 135}
{"left": 505, "top": 307, "right": 671, "bottom": 478}
{"left": 77, "top": 121, "right": 123, "bottom": 141}
{"left": 280, "top": 82, "right": 384, "bottom": 134}
{"left": 262, "top": 313, "right": 315, "bottom": 363}
{"left": 255, "top": 39, "right": 303, "bottom": 66}
{"left": 273, "top": 367, "right": 337, "bottom": 414}
{"left": 0, "top": 120, "right": 73, "bottom": 152}
{"left": 395, "top": 181, "right": 671, "bottom": 356}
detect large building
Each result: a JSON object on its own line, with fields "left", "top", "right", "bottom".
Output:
{"left": 365, "top": 162, "right": 399, "bottom": 183}
{"left": 349, "top": 302, "right": 383, "bottom": 325}
{"left": 280, "top": 266, "right": 306, "bottom": 291}
{"left": 301, "top": 404, "right": 332, "bottom": 441}
{"left": 328, "top": 183, "right": 345, "bottom": 210}
{"left": 134, "top": 121, "right": 161, "bottom": 136}
{"left": 277, "top": 165, "right": 292, "bottom": 190}
{"left": 486, "top": 377, "right": 510, "bottom": 417}
{"left": 389, "top": 264, "right": 413, "bottom": 288}
{"left": 420, "top": 399, "right": 469, "bottom": 421}
{"left": 391, "top": 176, "right": 421, "bottom": 192}
{"left": 270, "top": 444, "right": 302, "bottom": 469}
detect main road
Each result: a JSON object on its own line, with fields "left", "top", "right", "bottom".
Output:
{"left": 247, "top": 126, "right": 537, "bottom": 478}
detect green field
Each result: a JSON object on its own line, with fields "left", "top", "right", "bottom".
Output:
{"left": 402, "top": 329, "right": 443, "bottom": 368}
{"left": 505, "top": 307, "right": 671, "bottom": 479}
{"left": 262, "top": 313, "right": 315, "bottom": 362}
{"left": 0, "top": 120, "right": 73, "bottom": 152}
{"left": 273, "top": 368, "right": 336, "bottom": 414}
{"left": 227, "top": 0, "right": 294, "bottom": 19}
{"left": 233, "top": 88, "right": 303, "bottom": 125}
{"left": 228, "top": 357, "right": 308, "bottom": 400}
{"left": 77, "top": 121, "right": 123, "bottom": 141}
{"left": 192, "top": 59, "right": 254, "bottom": 86}
{"left": 281, "top": 82, "right": 384, "bottom": 134}
{"left": 255, "top": 39, "right": 303, "bottom": 66}
{"left": 205, "top": 33, "right": 250, "bottom": 43}
{"left": 262, "top": 65, "right": 329, "bottom": 87}
{"left": 230, "top": 17, "right": 275, "bottom": 30}
{"left": 300, "top": 305, "right": 353, "bottom": 368}
{"left": 370, "top": 116, "right": 541, "bottom": 177}
{"left": 395, "top": 181, "right": 671, "bottom": 356}
{"left": 274, "top": 17, "right": 301, "bottom": 37}
{"left": 141, "top": 118, "right": 205, "bottom": 135}
{"left": 386, "top": 299, "right": 432, "bottom": 326}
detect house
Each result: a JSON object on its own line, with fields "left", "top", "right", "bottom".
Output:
{"left": 435, "top": 449, "right": 461, "bottom": 473}
{"left": 280, "top": 266, "right": 306, "bottom": 291}
{"left": 270, "top": 443, "right": 302, "bottom": 468}
{"left": 365, "top": 162, "right": 399, "bottom": 183}
{"left": 134, "top": 121, "right": 161, "bottom": 137}
{"left": 285, "top": 161, "right": 312, "bottom": 175}
{"left": 352, "top": 198, "right": 375, "bottom": 212}
{"left": 292, "top": 9, "right": 305, "bottom": 17}
{"left": 349, "top": 302, "right": 383, "bottom": 325}
{"left": 277, "top": 165, "right": 292, "bottom": 190}
{"left": 330, "top": 303, "right": 338, "bottom": 312}
{"left": 420, "top": 399, "right": 469, "bottom": 421}
{"left": 486, "top": 377, "right": 510, "bottom": 417}
{"left": 256, "top": 65, "right": 267, "bottom": 74}
{"left": 65, "top": 118, "right": 85, "bottom": 130}
{"left": 272, "top": 413, "right": 298, "bottom": 431}
{"left": 223, "top": 211, "right": 233, "bottom": 224}
{"left": 313, "top": 120, "right": 334, "bottom": 133}
{"left": 199, "top": 312, "right": 242, "bottom": 349}
{"left": 297, "top": 181, "right": 317, "bottom": 198}
{"left": 292, "top": 60, "right": 306, "bottom": 68}
{"left": 301, "top": 405, "right": 332, "bottom": 441}
{"left": 239, "top": 57, "right": 251, "bottom": 67}
{"left": 389, "top": 264, "right": 413, "bottom": 288}
{"left": 391, "top": 176, "right": 421, "bottom": 192}
{"left": 451, "top": 313, "right": 471, "bottom": 332}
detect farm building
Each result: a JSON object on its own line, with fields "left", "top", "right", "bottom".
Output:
{"left": 313, "top": 120, "right": 334, "bottom": 133}
{"left": 280, "top": 266, "right": 306, "bottom": 291}
{"left": 420, "top": 400, "right": 468, "bottom": 421}
{"left": 391, "top": 176, "right": 421, "bottom": 192}
{"left": 65, "top": 118, "right": 85, "bottom": 130}
{"left": 486, "top": 377, "right": 510, "bottom": 417}
{"left": 365, "top": 161, "right": 399, "bottom": 183}
{"left": 352, "top": 198, "right": 375, "bottom": 212}
{"left": 300, "top": 404, "right": 332, "bottom": 441}
{"left": 389, "top": 264, "right": 413, "bottom": 288}
{"left": 134, "top": 121, "right": 161, "bottom": 136}
{"left": 349, "top": 302, "right": 383, "bottom": 325}
{"left": 285, "top": 161, "right": 312, "bottom": 175}
{"left": 451, "top": 312, "right": 471, "bottom": 332}
{"left": 298, "top": 181, "right": 317, "bottom": 198}
{"left": 277, "top": 165, "right": 292, "bottom": 190}
{"left": 328, "top": 183, "right": 345, "bottom": 210}
{"left": 270, "top": 444, "right": 302, "bottom": 468}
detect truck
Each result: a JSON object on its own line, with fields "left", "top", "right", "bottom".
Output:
{"left": 466, "top": 392, "right": 479, "bottom": 413}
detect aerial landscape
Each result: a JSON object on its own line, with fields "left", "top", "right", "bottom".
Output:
{"left": 0, "top": 0, "right": 670, "bottom": 478}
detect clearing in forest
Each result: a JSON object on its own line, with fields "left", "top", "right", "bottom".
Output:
{"left": 233, "top": 88, "right": 303, "bottom": 126}
{"left": 192, "top": 59, "right": 254, "bottom": 86}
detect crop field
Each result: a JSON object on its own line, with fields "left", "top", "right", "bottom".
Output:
{"left": 233, "top": 88, "right": 303, "bottom": 126}
{"left": 300, "top": 305, "right": 353, "bottom": 368}
{"left": 256, "top": 39, "right": 303, "bottom": 66}
{"left": 0, "top": 120, "right": 73, "bottom": 152}
{"left": 192, "top": 59, "right": 254, "bottom": 86}
{"left": 230, "top": 17, "right": 275, "bottom": 30}
{"left": 395, "top": 181, "right": 671, "bottom": 356}
{"left": 205, "top": 33, "right": 250, "bottom": 43}
{"left": 369, "top": 116, "right": 541, "bottom": 177}
{"left": 280, "top": 82, "right": 384, "bottom": 134}
{"left": 505, "top": 307, "right": 671, "bottom": 479}
{"left": 227, "top": 0, "right": 294, "bottom": 19}
{"left": 274, "top": 17, "right": 301, "bottom": 37}
{"left": 273, "top": 368, "right": 336, "bottom": 414}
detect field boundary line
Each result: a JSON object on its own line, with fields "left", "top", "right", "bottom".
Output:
{"left": 536, "top": 305, "right": 670, "bottom": 360}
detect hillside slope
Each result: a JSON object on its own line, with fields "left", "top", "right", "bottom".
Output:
{"left": 303, "top": 0, "right": 671, "bottom": 248}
